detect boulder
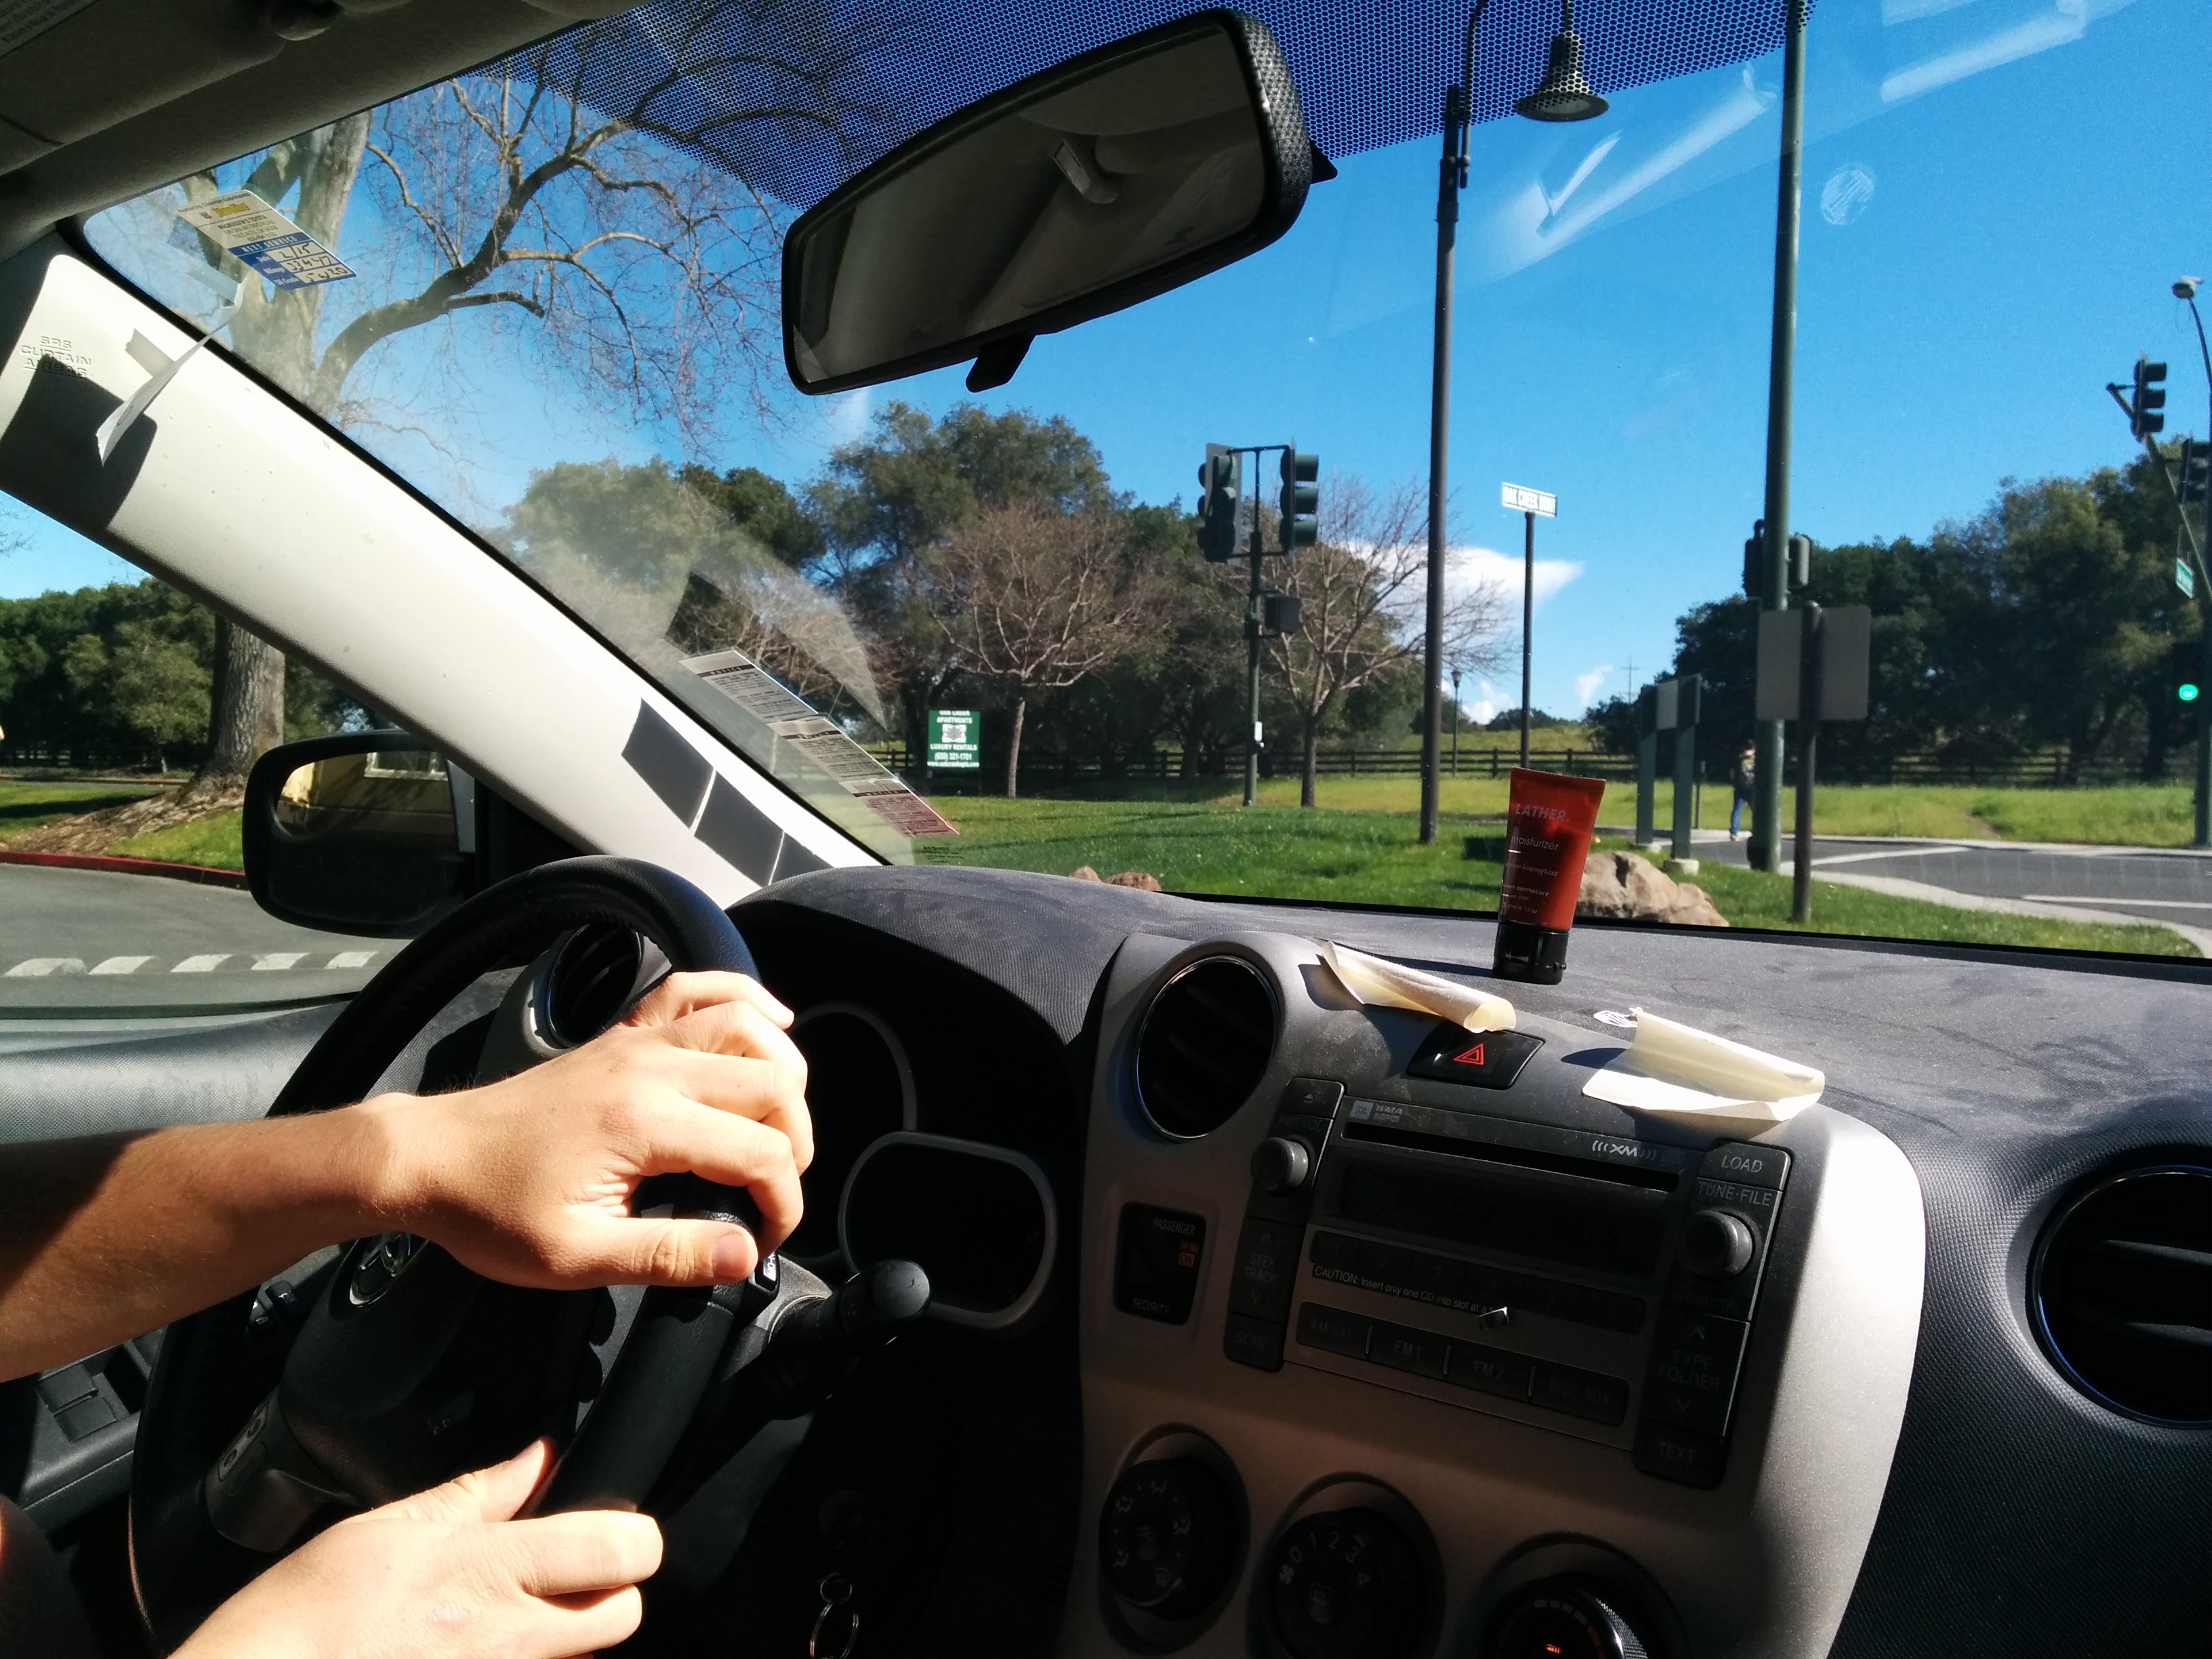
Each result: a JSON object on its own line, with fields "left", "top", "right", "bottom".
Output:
{"left": 1577, "top": 851, "right": 1728, "bottom": 928}
{"left": 1069, "top": 867, "right": 1164, "bottom": 890}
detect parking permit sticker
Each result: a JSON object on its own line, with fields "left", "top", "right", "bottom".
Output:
{"left": 176, "top": 190, "right": 354, "bottom": 290}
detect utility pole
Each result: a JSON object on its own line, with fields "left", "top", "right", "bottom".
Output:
{"left": 1752, "top": 0, "right": 1809, "bottom": 875}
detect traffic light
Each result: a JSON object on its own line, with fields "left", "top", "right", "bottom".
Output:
{"left": 1197, "top": 444, "right": 1240, "bottom": 562}
{"left": 2182, "top": 438, "right": 2209, "bottom": 506}
{"left": 2131, "top": 356, "right": 2167, "bottom": 439}
{"left": 1788, "top": 533, "right": 1812, "bottom": 592}
{"left": 1278, "top": 449, "right": 1318, "bottom": 551}
{"left": 2171, "top": 638, "right": 2202, "bottom": 714}
{"left": 1261, "top": 592, "right": 1301, "bottom": 636}
{"left": 1742, "top": 518, "right": 1765, "bottom": 598}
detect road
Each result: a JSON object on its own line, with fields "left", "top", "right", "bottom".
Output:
{"left": 1658, "top": 831, "right": 2212, "bottom": 947}
{"left": 1, "top": 863, "right": 393, "bottom": 1012}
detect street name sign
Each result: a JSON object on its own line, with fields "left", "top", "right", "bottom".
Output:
{"left": 1500, "top": 483, "right": 1557, "bottom": 516}
{"left": 926, "top": 708, "right": 980, "bottom": 769}
{"left": 2177, "top": 556, "right": 2196, "bottom": 600}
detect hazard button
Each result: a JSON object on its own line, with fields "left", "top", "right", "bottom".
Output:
{"left": 1405, "top": 1023, "right": 1544, "bottom": 1090}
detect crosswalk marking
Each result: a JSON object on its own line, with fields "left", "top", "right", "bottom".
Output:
{"left": 3, "top": 949, "right": 382, "bottom": 979}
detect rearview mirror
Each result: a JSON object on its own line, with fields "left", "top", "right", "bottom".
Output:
{"left": 783, "top": 10, "right": 1317, "bottom": 395}
{"left": 243, "top": 733, "right": 472, "bottom": 937}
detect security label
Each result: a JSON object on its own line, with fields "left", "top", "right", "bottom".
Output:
{"left": 176, "top": 190, "right": 355, "bottom": 290}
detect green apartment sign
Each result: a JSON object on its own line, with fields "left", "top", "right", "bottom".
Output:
{"left": 927, "top": 708, "right": 981, "bottom": 769}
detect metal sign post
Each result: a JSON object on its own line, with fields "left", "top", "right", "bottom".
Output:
{"left": 1654, "top": 674, "right": 1702, "bottom": 870}
{"left": 1634, "top": 686, "right": 1658, "bottom": 847}
{"left": 1500, "top": 483, "right": 1557, "bottom": 767}
{"left": 1756, "top": 604, "right": 1871, "bottom": 923}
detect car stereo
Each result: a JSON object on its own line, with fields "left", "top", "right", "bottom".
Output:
{"left": 1217, "top": 1076, "right": 1791, "bottom": 1490}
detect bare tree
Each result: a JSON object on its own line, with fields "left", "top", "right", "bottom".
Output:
{"left": 150, "top": 0, "right": 888, "bottom": 815}
{"left": 1267, "top": 478, "right": 1507, "bottom": 808}
{"left": 925, "top": 501, "right": 1160, "bottom": 797}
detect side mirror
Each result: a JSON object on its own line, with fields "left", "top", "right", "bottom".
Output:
{"left": 243, "top": 733, "right": 472, "bottom": 937}
{"left": 783, "top": 9, "right": 1316, "bottom": 395}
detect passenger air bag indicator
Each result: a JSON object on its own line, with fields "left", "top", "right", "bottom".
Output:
{"left": 1114, "top": 1204, "right": 1206, "bottom": 1324}
{"left": 1406, "top": 1023, "right": 1544, "bottom": 1089}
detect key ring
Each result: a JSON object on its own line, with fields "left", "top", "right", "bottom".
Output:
{"left": 809, "top": 1572, "right": 860, "bottom": 1659}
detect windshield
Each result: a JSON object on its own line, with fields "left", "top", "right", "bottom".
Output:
{"left": 68, "top": 0, "right": 2212, "bottom": 960}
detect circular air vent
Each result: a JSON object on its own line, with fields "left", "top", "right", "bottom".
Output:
{"left": 536, "top": 925, "right": 646, "bottom": 1049}
{"left": 2032, "top": 1164, "right": 2211, "bottom": 1426}
{"left": 1134, "top": 957, "right": 1277, "bottom": 1139}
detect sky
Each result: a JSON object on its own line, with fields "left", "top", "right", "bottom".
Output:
{"left": 9, "top": 0, "right": 2211, "bottom": 726}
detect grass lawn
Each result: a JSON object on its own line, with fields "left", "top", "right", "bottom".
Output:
{"left": 920, "top": 794, "right": 2197, "bottom": 958}
{"left": 0, "top": 778, "right": 163, "bottom": 843}
{"left": 998, "top": 771, "right": 2203, "bottom": 848}
{"left": 110, "top": 808, "right": 245, "bottom": 869}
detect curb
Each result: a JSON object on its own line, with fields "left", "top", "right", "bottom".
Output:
{"left": 0, "top": 849, "right": 248, "bottom": 889}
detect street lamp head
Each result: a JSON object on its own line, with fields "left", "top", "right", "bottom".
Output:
{"left": 2177, "top": 276, "right": 2203, "bottom": 300}
{"left": 1515, "top": 0, "right": 1609, "bottom": 122}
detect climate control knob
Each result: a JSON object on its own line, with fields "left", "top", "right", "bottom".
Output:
{"left": 1252, "top": 1136, "right": 1314, "bottom": 1195}
{"left": 1680, "top": 1208, "right": 1756, "bottom": 1279}
{"left": 1268, "top": 1507, "right": 1424, "bottom": 1659}
{"left": 1486, "top": 1578, "right": 1652, "bottom": 1659}
{"left": 1099, "top": 1456, "right": 1237, "bottom": 1621}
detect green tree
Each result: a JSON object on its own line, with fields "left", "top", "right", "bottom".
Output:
{"left": 920, "top": 499, "right": 1159, "bottom": 796}
{"left": 813, "top": 402, "right": 1119, "bottom": 753}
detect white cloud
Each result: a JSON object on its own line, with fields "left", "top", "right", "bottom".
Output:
{"left": 1574, "top": 665, "right": 1616, "bottom": 708}
{"left": 1448, "top": 543, "right": 1581, "bottom": 613}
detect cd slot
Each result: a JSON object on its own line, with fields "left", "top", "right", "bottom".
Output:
{"left": 1343, "top": 1120, "right": 1680, "bottom": 1193}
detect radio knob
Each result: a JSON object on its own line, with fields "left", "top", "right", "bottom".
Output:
{"left": 1251, "top": 1136, "right": 1313, "bottom": 1195}
{"left": 1681, "top": 1208, "right": 1756, "bottom": 1279}
{"left": 1485, "top": 1578, "right": 1652, "bottom": 1659}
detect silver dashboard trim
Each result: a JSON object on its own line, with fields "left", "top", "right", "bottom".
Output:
{"left": 1060, "top": 928, "right": 1926, "bottom": 1659}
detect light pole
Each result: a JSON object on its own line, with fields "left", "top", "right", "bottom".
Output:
{"left": 1420, "top": 0, "right": 1607, "bottom": 844}
{"left": 2175, "top": 276, "right": 2211, "bottom": 848}
{"left": 1750, "top": 0, "right": 1810, "bottom": 875}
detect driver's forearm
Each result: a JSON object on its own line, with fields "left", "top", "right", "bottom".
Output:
{"left": 0, "top": 1107, "right": 401, "bottom": 1380}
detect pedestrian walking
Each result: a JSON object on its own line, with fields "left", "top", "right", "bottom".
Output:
{"left": 1729, "top": 742, "right": 1755, "bottom": 840}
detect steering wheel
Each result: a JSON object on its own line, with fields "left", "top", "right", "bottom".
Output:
{"left": 129, "top": 857, "right": 775, "bottom": 1652}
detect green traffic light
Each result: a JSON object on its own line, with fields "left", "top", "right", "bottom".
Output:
{"left": 2182, "top": 682, "right": 2203, "bottom": 703}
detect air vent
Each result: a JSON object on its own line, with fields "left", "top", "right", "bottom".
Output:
{"left": 1134, "top": 957, "right": 1277, "bottom": 1139}
{"left": 537, "top": 925, "right": 645, "bottom": 1049}
{"left": 2032, "top": 1164, "right": 2211, "bottom": 1425}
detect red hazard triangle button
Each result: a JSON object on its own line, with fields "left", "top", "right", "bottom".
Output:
{"left": 1405, "top": 1023, "right": 1544, "bottom": 1089}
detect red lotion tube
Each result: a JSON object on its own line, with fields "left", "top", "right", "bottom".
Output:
{"left": 1493, "top": 767, "right": 1607, "bottom": 983}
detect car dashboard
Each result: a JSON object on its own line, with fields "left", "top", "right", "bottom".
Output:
{"left": 3, "top": 861, "right": 2205, "bottom": 1658}
{"left": 720, "top": 864, "right": 2207, "bottom": 1659}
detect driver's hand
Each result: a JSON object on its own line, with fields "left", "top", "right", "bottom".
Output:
{"left": 367, "top": 971, "right": 811, "bottom": 1289}
{"left": 177, "top": 1440, "right": 653, "bottom": 1659}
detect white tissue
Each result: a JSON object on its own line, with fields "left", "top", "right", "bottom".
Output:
{"left": 1316, "top": 941, "right": 1516, "bottom": 1031}
{"left": 1581, "top": 1008, "right": 1823, "bottom": 1124}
